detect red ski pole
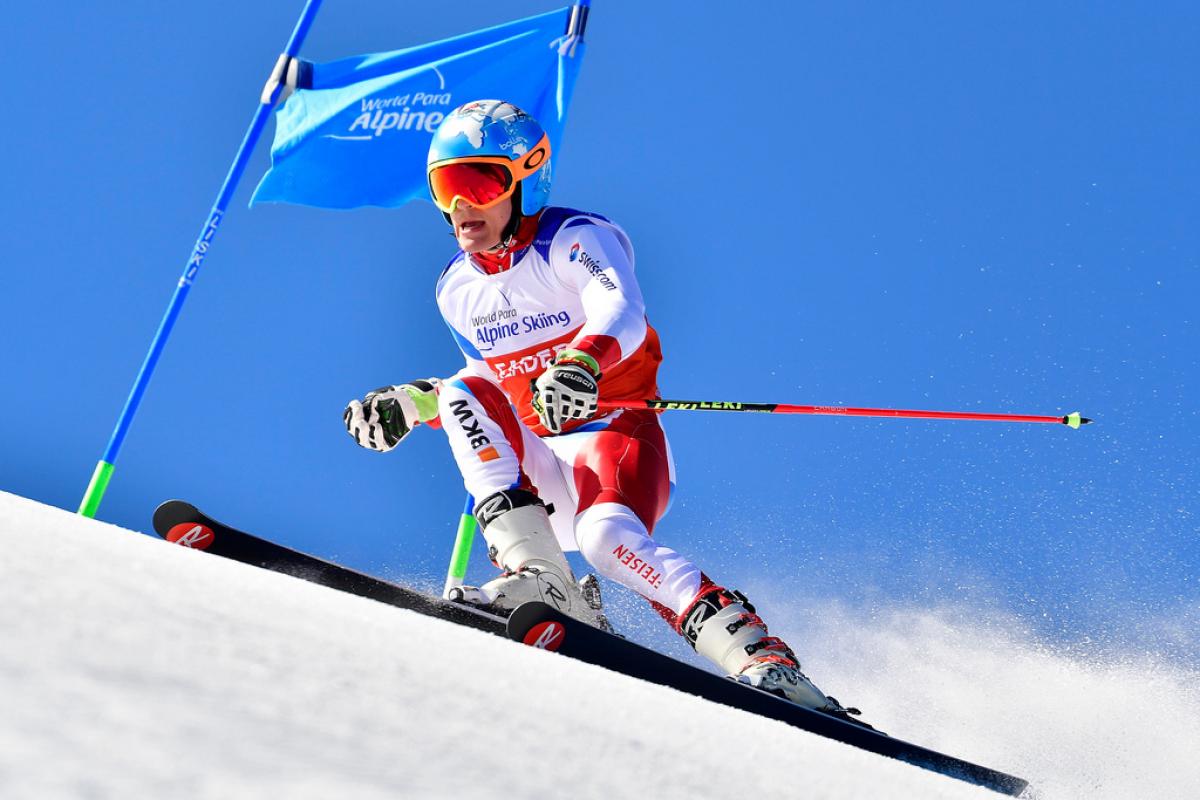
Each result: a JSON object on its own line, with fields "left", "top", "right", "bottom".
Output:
{"left": 596, "top": 399, "right": 1091, "bottom": 428}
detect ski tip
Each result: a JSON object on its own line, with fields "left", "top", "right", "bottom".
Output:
{"left": 1062, "top": 411, "right": 1091, "bottom": 429}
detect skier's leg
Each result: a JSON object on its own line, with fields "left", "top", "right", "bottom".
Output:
{"left": 677, "top": 582, "right": 868, "bottom": 718}
{"left": 562, "top": 411, "right": 853, "bottom": 714}
{"left": 437, "top": 376, "right": 600, "bottom": 624}
{"left": 542, "top": 409, "right": 692, "bottom": 612}
{"left": 573, "top": 502, "right": 702, "bottom": 614}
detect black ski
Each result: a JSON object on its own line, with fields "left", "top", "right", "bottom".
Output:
{"left": 152, "top": 500, "right": 1028, "bottom": 795}
{"left": 507, "top": 602, "right": 1028, "bottom": 797}
{"left": 152, "top": 499, "right": 506, "bottom": 636}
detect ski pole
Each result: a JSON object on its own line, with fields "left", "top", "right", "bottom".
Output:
{"left": 597, "top": 400, "right": 1091, "bottom": 428}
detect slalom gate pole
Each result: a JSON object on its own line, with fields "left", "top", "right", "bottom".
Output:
{"left": 78, "top": 0, "right": 325, "bottom": 518}
{"left": 443, "top": 495, "right": 477, "bottom": 599}
{"left": 597, "top": 400, "right": 1092, "bottom": 428}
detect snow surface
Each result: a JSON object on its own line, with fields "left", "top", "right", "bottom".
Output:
{"left": 1, "top": 490, "right": 1197, "bottom": 799}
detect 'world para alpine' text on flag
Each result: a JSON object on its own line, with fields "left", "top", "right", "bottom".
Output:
{"left": 251, "top": 7, "right": 585, "bottom": 210}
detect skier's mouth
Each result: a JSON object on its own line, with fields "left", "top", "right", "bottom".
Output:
{"left": 459, "top": 220, "right": 485, "bottom": 233}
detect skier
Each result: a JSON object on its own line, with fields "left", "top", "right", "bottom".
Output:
{"left": 344, "top": 100, "right": 860, "bottom": 720}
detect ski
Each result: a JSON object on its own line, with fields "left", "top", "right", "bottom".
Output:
{"left": 151, "top": 499, "right": 507, "bottom": 636}
{"left": 507, "top": 602, "right": 1029, "bottom": 797}
{"left": 152, "top": 500, "right": 1027, "bottom": 795}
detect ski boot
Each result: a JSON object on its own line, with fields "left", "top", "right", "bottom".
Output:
{"left": 679, "top": 585, "right": 873, "bottom": 729}
{"left": 447, "top": 489, "right": 611, "bottom": 631}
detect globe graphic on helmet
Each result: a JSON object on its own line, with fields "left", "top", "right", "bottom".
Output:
{"left": 426, "top": 100, "right": 552, "bottom": 217}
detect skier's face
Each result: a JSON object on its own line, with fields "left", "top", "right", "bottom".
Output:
{"left": 450, "top": 197, "right": 513, "bottom": 253}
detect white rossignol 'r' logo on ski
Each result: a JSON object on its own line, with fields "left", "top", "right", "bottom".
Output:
{"left": 523, "top": 621, "right": 565, "bottom": 652}
{"left": 166, "top": 522, "right": 215, "bottom": 550}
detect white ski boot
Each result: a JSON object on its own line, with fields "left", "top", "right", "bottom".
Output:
{"left": 680, "top": 586, "right": 869, "bottom": 727}
{"left": 448, "top": 489, "right": 610, "bottom": 631}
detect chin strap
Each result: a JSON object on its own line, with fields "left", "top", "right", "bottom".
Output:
{"left": 469, "top": 210, "right": 542, "bottom": 275}
{"left": 498, "top": 189, "right": 524, "bottom": 244}
{"left": 492, "top": 220, "right": 524, "bottom": 256}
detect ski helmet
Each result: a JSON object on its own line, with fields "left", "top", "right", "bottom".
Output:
{"left": 426, "top": 100, "right": 552, "bottom": 219}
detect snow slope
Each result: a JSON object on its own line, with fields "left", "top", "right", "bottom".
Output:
{"left": 1, "top": 491, "right": 1196, "bottom": 799}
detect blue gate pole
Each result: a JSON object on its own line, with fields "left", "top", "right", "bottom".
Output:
{"left": 79, "top": 0, "right": 325, "bottom": 517}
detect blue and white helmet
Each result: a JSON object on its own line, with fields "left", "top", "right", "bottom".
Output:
{"left": 426, "top": 100, "right": 553, "bottom": 217}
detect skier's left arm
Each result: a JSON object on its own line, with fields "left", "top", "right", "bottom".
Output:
{"left": 533, "top": 221, "right": 646, "bottom": 433}
{"left": 553, "top": 221, "right": 647, "bottom": 376}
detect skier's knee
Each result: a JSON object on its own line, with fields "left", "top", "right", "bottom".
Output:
{"left": 574, "top": 503, "right": 653, "bottom": 577}
{"left": 575, "top": 504, "right": 629, "bottom": 564}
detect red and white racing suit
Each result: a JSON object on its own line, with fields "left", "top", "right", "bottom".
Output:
{"left": 433, "top": 207, "right": 704, "bottom": 622}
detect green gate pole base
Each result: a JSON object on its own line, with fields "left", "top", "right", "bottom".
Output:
{"left": 443, "top": 512, "right": 477, "bottom": 598}
{"left": 79, "top": 461, "right": 115, "bottom": 518}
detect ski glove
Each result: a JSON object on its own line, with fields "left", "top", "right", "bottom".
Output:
{"left": 344, "top": 379, "right": 440, "bottom": 452}
{"left": 531, "top": 350, "right": 601, "bottom": 434}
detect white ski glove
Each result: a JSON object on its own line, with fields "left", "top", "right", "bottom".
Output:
{"left": 531, "top": 350, "right": 600, "bottom": 434}
{"left": 344, "top": 379, "right": 440, "bottom": 452}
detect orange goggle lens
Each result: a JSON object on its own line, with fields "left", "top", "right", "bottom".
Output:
{"left": 428, "top": 162, "right": 514, "bottom": 213}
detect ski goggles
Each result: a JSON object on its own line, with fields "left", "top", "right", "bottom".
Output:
{"left": 427, "top": 133, "right": 550, "bottom": 213}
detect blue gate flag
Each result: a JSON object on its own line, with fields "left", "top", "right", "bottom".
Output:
{"left": 251, "top": 7, "right": 585, "bottom": 209}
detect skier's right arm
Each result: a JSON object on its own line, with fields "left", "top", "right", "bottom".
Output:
{"left": 343, "top": 380, "right": 440, "bottom": 452}
{"left": 345, "top": 252, "right": 496, "bottom": 453}
{"left": 343, "top": 315, "right": 497, "bottom": 452}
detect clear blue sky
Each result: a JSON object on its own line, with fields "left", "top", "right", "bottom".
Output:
{"left": 2, "top": 2, "right": 1195, "bottom": 664}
